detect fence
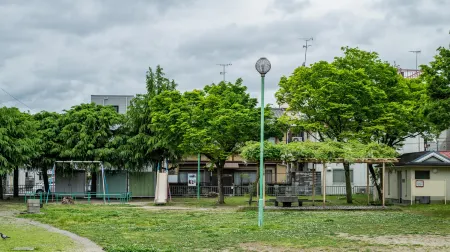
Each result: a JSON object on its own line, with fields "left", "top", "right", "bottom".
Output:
{"left": 3, "top": 184, "right": 55, "bottom": 196}
{"left": 169, "top": 185, "right": 374, "bottom": 197}
{"left": 3, "top": 184, "right": 374, "bottom": 198}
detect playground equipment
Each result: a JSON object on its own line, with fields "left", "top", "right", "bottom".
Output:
{"left": 154, "top": 172, "right": 168, "bottom": 204}
{"left": 45, "top": 161, "right": 109, "bottom": 204}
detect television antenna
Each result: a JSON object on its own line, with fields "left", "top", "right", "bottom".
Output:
{"left": 300, "top": 37, "right": 313, "bottom": 66}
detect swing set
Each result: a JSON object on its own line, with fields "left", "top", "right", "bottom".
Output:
{"left": 34, "top": 160, "right": 130, "bottom": 204}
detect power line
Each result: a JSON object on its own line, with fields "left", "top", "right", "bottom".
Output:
{"left": 0, "top": 88, "right": 33, "bottom": 111}
{"left": 300, "top": 37, "right": 313, "bottom": 66}
{"left": 217, "top": 63, "right": 232, "bottom": 82}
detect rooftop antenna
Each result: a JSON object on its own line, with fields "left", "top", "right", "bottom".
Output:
{"left": 300, "top": 37, "right": 313, "bottom": 66}
{"left": 408, "top": 50, "right": 421, "bottom": 70}
{"left": 217, "top": 63, "right": 232, "bottom": 82}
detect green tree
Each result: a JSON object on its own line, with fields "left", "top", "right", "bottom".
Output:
{"left": 121, "top": 65, "right": 180, "bottom": 171}
{"left": 276, "top": 47, "right": 424, "bottom": 203}
{"left": 58, "top": 103, "right": 123, "bottom": 193}
{"left": 0, "top": 107, "right": 39, "bottom": 199}
{"left": 30, "top": 111, "right": 63, "bottom": 192}
{"left": 333, "top": 47, "right": 431, "bottom": 199}
{"left": 422, "top": 46, "right": 450, "bottom": 133}
{"left": 240, "top": 141, "right": 282, "bottom": 203}
{"left": 152, "top": 79, "right": 263, "bottom": 204}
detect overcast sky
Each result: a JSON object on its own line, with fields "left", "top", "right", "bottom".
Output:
{"left": 1, "top": 0, "right": 449, "bottom": 113}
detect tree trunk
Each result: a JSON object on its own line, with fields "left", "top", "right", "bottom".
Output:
{"left": 249, "top": 162, "right": 260, "bottom": 205}
{"left": 368, "top": 163, "right": 382, "bottom": 201}
{"left": 91, "top": 171, "right": 97, "bottom": 193}
{"left": 343, "top": 162, "right": 352, "bottom": 204}
{"left": 42, "top": 167, "right": 50, "bottom": 192}
{"left": 0, "top": 175, "right": 5, "bottom": 200}
{"left": 378, "top": 167, "right": 383, "bottom": 200}
{"left": 13, "top": 167, "right": 19, "bottom": 197}
{"left": 216, "top": 161, "right": 225, "bottom": 204}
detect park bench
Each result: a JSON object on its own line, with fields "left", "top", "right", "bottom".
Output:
{"left": 275, "top": 196, "right": 302, "bottom": 207}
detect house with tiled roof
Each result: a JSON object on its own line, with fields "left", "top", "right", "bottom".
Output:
{"left": 385, "top": 151, "right": 450, "bottom": 204}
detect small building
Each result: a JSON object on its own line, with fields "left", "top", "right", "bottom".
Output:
{"left": 90, "top": 94, "right": 134, "bottom": 114}
{"left": 385, "top": 151, "right": 450, "bottom": 204}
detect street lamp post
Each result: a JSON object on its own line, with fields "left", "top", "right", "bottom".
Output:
{"left": 255, "top": 57, "right": 271, "bottom": 227}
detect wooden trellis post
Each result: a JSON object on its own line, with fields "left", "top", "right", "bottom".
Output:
{"left": 322, "top": 161, "right": 326, "bottom": 207}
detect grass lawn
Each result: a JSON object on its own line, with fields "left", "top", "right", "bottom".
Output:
{"left": 9, "top": 197, "right": 449, "bottom": 252}
{"left": 162, "top": 194, "right": 376, "bottom": 208}
{"left": 0, "top": 202, "right": 77, "bottom": 252}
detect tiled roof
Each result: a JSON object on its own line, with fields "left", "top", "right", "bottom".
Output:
{"left": 439, "top": 151, "right": 450, "bottom": 159}
{"left": 397, "top": 151, "right": 428, "bottom": 164}
{"left": 396, "top": 151, "right": 450, "bottom": 167}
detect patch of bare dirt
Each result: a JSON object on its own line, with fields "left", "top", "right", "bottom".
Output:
{"left": 240, "top": 242, "right": 298, "bottom": 252}
{"left": 338, "top": 233, "right": 450, "bottom": 251}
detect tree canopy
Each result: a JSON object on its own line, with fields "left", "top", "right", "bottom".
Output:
{"left": 240, "top": 141, "right": 283, "bottom": 162}
{"left": 422, "top": 46, "right": 450, "bottom": 134}
{"left": 0, "top": 107, "right": 39, "bottom": 199}
{"left": 0, "top": 107, "right": 38, "bottom": 174}
{"left": 120, "top": 65, "right": 180, "bottom": 171}
{"left": 277, "top": 47, "right": 429, "bottom": 146}
{"left": 276, "top": 47, "right": 422, "bottom": 203}
{"left": 58, "top": 103, "right": 123, "bottom": 163}
{"left": 151, "top": 79, "right": 284, "bottom": 203}
{"left": 30, "top": 111, "right": 63, "bottom": 192}
{"left": 240, "top": 141, "right": 397, "bottom": 163}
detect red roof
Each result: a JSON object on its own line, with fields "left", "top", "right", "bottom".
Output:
{"left": 439, "top": 151, "right": 450, "bottom": 159}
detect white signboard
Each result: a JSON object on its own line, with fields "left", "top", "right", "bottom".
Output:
{"left": 188, "top": 173, "right": 197, "bottom": 187}
{"left": 415, "top": 180, "right": 424, "bottom": 187}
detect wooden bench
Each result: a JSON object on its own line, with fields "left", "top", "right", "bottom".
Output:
{"left": 275, "top": 196, "right": 302, "bottom": 207}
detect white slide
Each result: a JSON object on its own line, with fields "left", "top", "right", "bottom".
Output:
{"left": 154, "top": 172, "right": 168, "bottom": 204}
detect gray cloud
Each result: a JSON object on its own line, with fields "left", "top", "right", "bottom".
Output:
{"left": 267, "top": 0, "right": 311, "bottom": 14}
{"left": 0, "top": 0, "right": 449, "bottom": 112}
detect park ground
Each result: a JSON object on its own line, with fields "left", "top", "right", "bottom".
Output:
{"left": 1, "top": 195, "right": 450, "bottom": 251}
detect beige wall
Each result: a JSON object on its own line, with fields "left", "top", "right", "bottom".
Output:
{"left": 277, "top": 164, "right": 287, "bottom": 183}
{"left": 386, "top": 167, "right": 450, "bottom": 202}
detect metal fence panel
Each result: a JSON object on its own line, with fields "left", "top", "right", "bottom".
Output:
{"left": 168, "top": 185, "right": 375, "bottom": 197}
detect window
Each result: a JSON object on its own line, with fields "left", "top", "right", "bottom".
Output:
{"left": 332, "top": 169, "right": 353, "bottom": 183}
{"left": 179, "top": 172, "right": 188, "bottom": 183}
{"left": 112, "top": 105, "right": 119, "bottom": 113}
{"left": 38, "top": 172, "right": 43, "bottom": 180}
{"left": 415, "top": 170, "right": 430, "bottom": 179}
{"left": 265, "top": 169, "right": 273, "bottom": 183}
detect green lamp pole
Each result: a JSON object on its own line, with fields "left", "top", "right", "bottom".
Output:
{"left": 255, "top": 57, "right": 271, "bottom": 227}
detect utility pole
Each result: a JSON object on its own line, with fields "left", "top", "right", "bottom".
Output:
{"left": 300, "top": 37, "right": 313, "bottom": 66}
{"left": 409, "top": 50, "right": 421, "bottom": 70}
{"left": 217, "top": 63, "right": 232, "bottom": 82}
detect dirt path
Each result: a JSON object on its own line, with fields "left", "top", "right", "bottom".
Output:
{"left": 337, "top": 233, "right": 450, "bottom": 251}
{"left": 0, "top": 210, "right": 103, "bottom": 252}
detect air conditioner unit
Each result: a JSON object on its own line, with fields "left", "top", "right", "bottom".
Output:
{"left": 291, "top": 137, "right": 303, "bottom": 142}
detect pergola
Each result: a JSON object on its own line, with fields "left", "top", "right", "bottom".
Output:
{"left": 295, "top": 158, "right": 399, "bottom": 207}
